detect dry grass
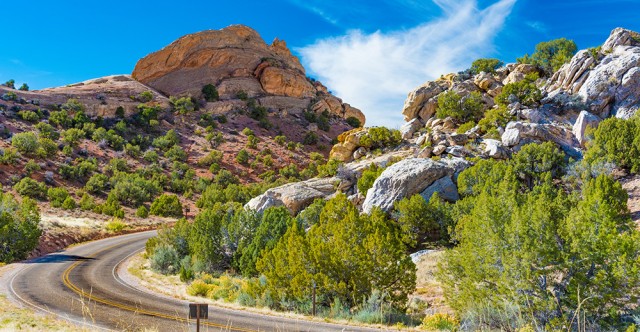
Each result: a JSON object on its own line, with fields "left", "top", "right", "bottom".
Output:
{"left": 0, "top": 294, "right": 88, "bottom": 331}
{"left": 413, "top": 251, "right": 451, "bottom": 315}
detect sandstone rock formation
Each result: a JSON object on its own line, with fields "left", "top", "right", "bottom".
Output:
{"left": 132, "top": 25, "right": 365, "bottom": 124}
{"left": 0, "top": 75, "right": 170, "bottom": 118}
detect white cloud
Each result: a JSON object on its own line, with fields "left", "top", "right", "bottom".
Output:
{"left": 298, "top": 0, "right": 516, "bottom": 127}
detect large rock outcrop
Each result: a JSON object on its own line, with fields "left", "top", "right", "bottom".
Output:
{"left": 362, "top": 158, "right": 451, "bottom": 213}
{"left": 547, "top": 28, "right": 640, "bottom": 119}
{"left": 132, "top": 25, "right": 365, "bottom": 124}
{"left": 245, "top": 177, "right": 346, "bottom": 214}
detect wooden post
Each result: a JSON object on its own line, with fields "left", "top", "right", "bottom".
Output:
{"left": 196, "top": 303, "right": 200, "bottom": 332}
{"left": 312, "top": 280, "right": 316, "bottom": 316}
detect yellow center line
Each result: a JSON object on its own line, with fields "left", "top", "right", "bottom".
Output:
{"left": 60, "top": 235, "right": 256, "bottom": 332}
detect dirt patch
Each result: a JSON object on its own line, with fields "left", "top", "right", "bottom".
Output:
{"left": 621, "top": 175, "right": 640, "bottom": 224}
{"left": 413, "top": 250, "right": 452, "bottom": 315}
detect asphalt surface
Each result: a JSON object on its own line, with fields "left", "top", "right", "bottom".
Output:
{"left": 5, "top": 231, "right": 382, "bottom": 332}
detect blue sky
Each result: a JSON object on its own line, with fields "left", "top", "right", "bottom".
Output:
{"left": 2, "top": 0, "right": 639, "bottom": 126}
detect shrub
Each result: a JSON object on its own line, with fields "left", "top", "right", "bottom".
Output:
{"left": 152, "top": 129, "right": 180, "bottom": 151}
{"left": 61, "top": 98, "right": 85, "bottom": 113}
{"left": 18, "top": 110, "right": 40, "bottom": 123}
{"left": 495, "top": 73, "right": 542, "bottom": 107}
{"left": 456, "top": 121, "right": 476, "bottom": 134}
{"left": 164, "top": 145, "right": 187, "bottom": 162}
{"left": 202, "top": 84, "right": 219, "bottom": 102}
{"left": 149, "top": 194, "right": 183, "bottom": 218}
{"left": 85, "top": 173, "right": 109, "bottom": 194}
{"left": 13, "top": 178, "right": 47, "bottom": 200}
{"left": 236, "top": 149, "right": 250, "bottom": 165}
{"left": 79, "top": 193, "right": 96, "bottom": 211}
{"left": 11, "top": 131, "right": 39, "bottom": 155}
{"left": 346, "top": 116, "right": 361, "bottom": 128}
{"left": 102, "top": 194, "right": 125, "bottom": 218}
{"left": 61, "top": 128, "right": 85, "bottom": 146}
{"left": 143, "top": 150, "right": 159, "bottom": 163}
{"left": 18, "top": 83, "right": 29, "bottom": 91}
{"left": 137, "top": 91, "right": 154, "bottom": 103}
{"left": 35, "top": 122, "right": 60, "bottom": 140}
{"left": 136, "top": 205, "right": 149, "bottom": 218}
{"left": 436, "top": 91, "right": 485, "bottom": 122}
{"left": 105, "top": 218, "right": 126, "bottom": 232}
{"left": 585, "top": 117, "right": 640, "bottom": 173}
{"left": 59, "top": 158, "right": 98, "bottom": 180}
{"left": 358, "top": 127, "right": 402, "bottom": 150}
{"left": 187, "top": 280, "right": 212, "bottom": 297}
{"left": 470, "top": 58, "right": 504, "bottom": 74}
{"left": 302, "top": 131, "right": 318, "bottom": 145}
{"left": 61, "top": 196, "right": 76, "bottom": 210}
{"left": 517, "top": 37, "right": 577, "bottom": 75}
{"left": 3, "top": 79, "right": 15, "bottom": 89}
{"left": 47, "top": 187, "right": 70, "bottom": 208}
{"left": 477, "top": 106, "right": 514, "bottom": 136}
{"left": 23, "top": 160, "right": 41, "bottom": 175}
{"left": 197, "top": 150, "right": 223, "bottom": 167}
{"left": 274, "top": 135, "right": 286, "bottom": 146}
{"left": 0, "top": 148, "right": 20, "bottom": 165}
{"left": 116, "top": 106, "right": 125, "bottom": 118}
{"left": 109, "top": 173, "right": 161, "bottom": 207}
{"left": 49, "top": 110, "right": 72, "bottom": 128}
{"left": 247, "top": 135, "right": 259, "bottom": 149}
{"left": 422, "top": 313, "right": 459, "bottom": 331}
{"left": 0, "top": 193, "right": 42, "bottom": 263}
{"left": 357, "top": 164, "right": 384, "bottom": 194}
{"left": 170, "top": 96, "right": 196, "bottom": 114}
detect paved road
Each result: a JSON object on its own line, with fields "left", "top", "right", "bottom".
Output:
{"left": 4, "top": 231, "right": 381, "bottom": 331}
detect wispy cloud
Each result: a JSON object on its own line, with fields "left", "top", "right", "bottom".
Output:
{"left": 526, "top": 21, "right": 547, "bottom": 33}
{"left": 298, "top": 0, "right": 516, "bottom": 127}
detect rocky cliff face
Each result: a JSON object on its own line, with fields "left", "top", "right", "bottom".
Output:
{"left": 247, "top": 27, "right": 640, "bottom": 218}
{"left": 132, "top": 25, "right": 365, "bottom": 125}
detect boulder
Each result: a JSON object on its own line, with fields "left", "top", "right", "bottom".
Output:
{"left": 433, "top": 144, "right": 447, "bottom": 156}
{"left": 447, "top": 133, "right": 468, "bottom": 146}
{"left": 420, "top": 176, "right": 459, "bottom": 202}
{"left": 362, "top": 158, "right": 449, "bottom": 213}
{"left": 330, "top": 128, "right": 366, "bottom": 162}
{"left": 503, "top": 64, "right": 538, "bottom": 85}
{"left": 501, "top": 121, "right": 580, "bottom": 157}
{"left": 353, "top": 147, "right": 367, "bottom": 160}
{"left": 402, "top": 81, "right": 448, "bottom": 121}
{"left": 572, "top": 111, "right": 601, "bottom": 146}
{"left": 401, "top": 118, "right": 423, "bottom": 139}
{"left": 445, "top": 146, "right": 467, "bottom": 157}
{"left": 417, "top": 146, "right": 433, "bottom": 158}
{"left": 482, "top": 139, "right": 509, "bottom": 159}
{"left": 245, "top": 177, "right": 342, "bottom": 214}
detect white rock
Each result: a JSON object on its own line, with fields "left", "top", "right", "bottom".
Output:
{"left": 362, "top": 158, "right": 449, "bottom": 213}
{"left": 482, "top": 139, "right": 509, "bottom": 159}
{"left": 420, "top": 176, "right": 459, "bottom": 202}
{"left": 401, "top": 118, "right": 423, "bottom": 139}
{"left": 245, "top": 177, "right": 341, "bottom": 214}
{"left": 572, "top": 111, "right": 601, "bottom": 146}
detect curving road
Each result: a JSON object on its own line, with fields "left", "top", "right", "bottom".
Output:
{"left": 3, "top": 231, "right": 381, "bottom": 332}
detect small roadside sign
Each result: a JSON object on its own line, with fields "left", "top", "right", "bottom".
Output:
{"left": 189, "top": 303, "right": 208, "bottom": 332}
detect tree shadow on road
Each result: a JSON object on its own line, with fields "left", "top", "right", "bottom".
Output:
{"left": 26, "top": 254, "right": 96, "bottom": 264}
